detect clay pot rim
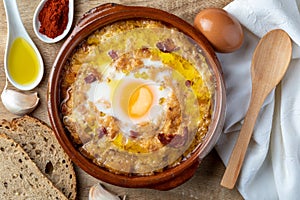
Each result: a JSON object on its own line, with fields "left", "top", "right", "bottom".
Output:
{"left": 47, "top": 3, "right": 226, "bottom": 190}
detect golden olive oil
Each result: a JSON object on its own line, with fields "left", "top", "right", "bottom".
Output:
{"left": 8, "top": 37, "right": 39, "bottom": 85}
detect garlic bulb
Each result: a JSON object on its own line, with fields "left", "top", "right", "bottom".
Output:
{"left": 1, "top": 88, "right": 39, "bottom": 115}
{"left": 89, "top": 183, "right": 125, "bottom": 200}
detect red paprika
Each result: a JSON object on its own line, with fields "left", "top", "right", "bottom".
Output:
{"left": 38, "top": 0, "right": 69, "bottom": 39}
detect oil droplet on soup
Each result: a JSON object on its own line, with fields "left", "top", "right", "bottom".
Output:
{"left": 8, "top": 37, "right": 39, "bottom": 85}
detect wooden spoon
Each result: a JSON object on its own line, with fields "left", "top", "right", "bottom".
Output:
{"left": 221, "top": 29, "right": 292, "bottom": 189}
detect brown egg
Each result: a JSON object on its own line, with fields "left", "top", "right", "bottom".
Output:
{"left": 194, "top": 8, "right": 244, "bottom": 53}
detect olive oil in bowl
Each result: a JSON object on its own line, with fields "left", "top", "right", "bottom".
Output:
{"left": 3, "top": 0, "right": 44, "bottom": 91}
{"left": 8, "top": 37, "right": 40, "bottom": 86}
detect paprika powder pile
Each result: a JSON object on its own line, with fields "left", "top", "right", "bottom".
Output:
{"left": 38, "top": 0, "right": 69, "bottom": 39}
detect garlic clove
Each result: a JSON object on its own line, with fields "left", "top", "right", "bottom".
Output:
{"left": 89, "top": 183, "right": 124, "bottom": 200}
{"left": 1, "top": 88, "right": 40, "bottom": 115}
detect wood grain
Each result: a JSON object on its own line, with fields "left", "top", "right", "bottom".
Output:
{"left": 0, "top": 0, "right": 242, "bottom": 199}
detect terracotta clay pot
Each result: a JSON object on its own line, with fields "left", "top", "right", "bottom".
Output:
{"left": 48, "top": 3, "right": 226, "bottom": 190}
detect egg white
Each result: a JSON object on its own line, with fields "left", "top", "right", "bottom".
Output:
{"left": 112, "top": 77, "right": 172, "bottom": 135}
{"left": 85, "top": 62, "right": 175, "bottom": 137}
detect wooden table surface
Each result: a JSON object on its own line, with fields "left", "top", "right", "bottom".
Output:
{"left": 0, "top": 0, "right": 243, "bottom": 199}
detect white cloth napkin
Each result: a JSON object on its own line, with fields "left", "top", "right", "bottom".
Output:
{"left": 214, "top": 0, "right": 300, "bottom": 199}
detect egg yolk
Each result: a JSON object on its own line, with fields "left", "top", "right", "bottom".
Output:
{"left": 128, "top": 86, "right": 153, "bottom": 119}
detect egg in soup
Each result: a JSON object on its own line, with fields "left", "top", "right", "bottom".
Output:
{"left": 60, "top": 20, "right": 214, "bottom": 175}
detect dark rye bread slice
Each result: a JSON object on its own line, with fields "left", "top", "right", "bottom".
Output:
{"left": 0, "top": 133, "right": 68, "bottom": 199}
{"left": 0, "top": 116, "right": 76, "bottom": 200}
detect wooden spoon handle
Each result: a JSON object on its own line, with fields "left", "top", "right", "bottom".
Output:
{"left": 220, "top": 93, "right": 265, "bottom": 189}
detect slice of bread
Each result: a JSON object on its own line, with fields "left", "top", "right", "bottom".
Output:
{"left": 0, "top": 133, "right": 68, "bottom": 199}
{"left": 0, "top": 116, "right": 76, "bottom": 199}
